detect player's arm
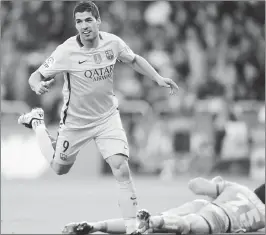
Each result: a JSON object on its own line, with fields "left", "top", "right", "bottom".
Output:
{"left": 29, "top": 71, "right": 54, "bottom": 95}
{"left": 131, "top": 55, "right": 178, "bottom": 94}
{"left": 117, "top": 39, "right": 178, "bottom": 95}
{"left": 29, "top": 45, "right": 67, "bottom": 95}
{"left": 188, "top": 176, "right": 227, "bottom": 199}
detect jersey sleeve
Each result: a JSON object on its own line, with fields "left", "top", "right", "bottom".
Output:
{"left": 116, "top": 37, "right": 136, "bottom": 63}
{"left": 38, "top": 45, "right": 68, "bottom": 79}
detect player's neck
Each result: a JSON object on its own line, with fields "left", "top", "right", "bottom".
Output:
{"left": 80, "top": 34, "right": 100, "bottom": 49}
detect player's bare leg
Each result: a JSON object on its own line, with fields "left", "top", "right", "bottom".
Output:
{"left": 106, "top": 154, "right": 138, "bottom": 234}
{"left": 18, "top": 108, "right": 72, "bottom": 175}
{"left": 63, "top": 219, "right": 127, "bottom": 234}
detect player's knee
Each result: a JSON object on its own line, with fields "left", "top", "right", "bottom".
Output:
{"left": 54, "top": 168, "right": 69, "bottom": 175}
{"left": 111, "top": 161, "right": 130, "bottom": 180}
{"left": 106, "top": 154, "right": 130, "bottom": 180}
{"left": 51, "top": 161, "right": 72, "bottom": 175}
{"left": 184, "top": 214, "right": 210, "bottom": 234}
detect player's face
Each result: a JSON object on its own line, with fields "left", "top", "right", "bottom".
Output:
{"left": 75, "top": 11, "right": 101, "bottom": 41}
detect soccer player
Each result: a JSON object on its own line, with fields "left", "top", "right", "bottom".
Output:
{"left": 62, "top": 177, "right": 265, "bottom": 234}
{"left": 17, "top": 1, "right": 179, "bottom": 234}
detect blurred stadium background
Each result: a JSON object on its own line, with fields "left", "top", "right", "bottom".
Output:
{"left": 1, "top": 1, "right": 265, "bottom": 234}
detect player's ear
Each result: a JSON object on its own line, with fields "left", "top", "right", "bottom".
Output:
{"left": 96, "top": 17, "right": 101, "bottom": 28}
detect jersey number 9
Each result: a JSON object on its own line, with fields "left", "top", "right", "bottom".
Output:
{"left": 63, "top": 140, "right": 69, "bottom": 152}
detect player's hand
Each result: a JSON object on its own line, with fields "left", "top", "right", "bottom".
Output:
{"left": 156, "top": 77, "right": 179, "bottom": 95}
{"left": 32, "top": 79, "right": 55, "bottom": 95}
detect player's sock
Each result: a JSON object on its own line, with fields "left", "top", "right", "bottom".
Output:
{"left": 156, "top": 215, "right": 190, "bottom": 233}
{"left": 149, "top": 215, "right": 165, "bottom": 229}
{"left": 116, "top": 179, "right": 138, "bottom": 234}
{"left": 32, "top": 120, "right": 55, "bottom": 163}
{"left": 91, "top": 219, "right": 126, "bottom": 233}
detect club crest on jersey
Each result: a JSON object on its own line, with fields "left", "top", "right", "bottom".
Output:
{"left": 105, "top": 49, "right": 114, "bottom": 60}
{"left": 93, "top": 53, "right": 102, "bottom": 64}
{"left": 60, "top": 153, "right": 67, "bottom": 161}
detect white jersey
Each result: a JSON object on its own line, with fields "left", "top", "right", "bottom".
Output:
{"left": 38, "top": 31, "right": 136, "bottom": 128}
{"left": 211, "top": 177, "right": 265, "bottom": 232}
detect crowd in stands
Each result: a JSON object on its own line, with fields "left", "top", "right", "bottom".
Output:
{"left": 2, "top": 1, "right": 265, "bottom": 108}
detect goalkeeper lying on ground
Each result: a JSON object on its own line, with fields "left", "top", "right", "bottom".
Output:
{"left": 63, "top": 176, "right": 265, "bottom": 234}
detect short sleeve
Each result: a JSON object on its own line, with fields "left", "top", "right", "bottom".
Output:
{"left": 38, "top": 45, "right": 68, "bottom": 79}
{"left": 117, "top": 37, "right": 136, "bottom": 63}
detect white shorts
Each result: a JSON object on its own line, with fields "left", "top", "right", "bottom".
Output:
{"left": 197, "top": 203, "right": 230, "bottom": 233}
{"left": 53, "top": 112, "right": 129, "bottom": 165}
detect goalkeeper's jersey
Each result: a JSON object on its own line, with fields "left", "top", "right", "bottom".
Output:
{"left": 38, "top": 31, "right": 136, "bottom": 128}
{"left": 213, "top": 180, "right": 265, "bottom": 233}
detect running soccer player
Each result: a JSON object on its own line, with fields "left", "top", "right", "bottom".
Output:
{"left": 17, "top": 1, "right": 179, "bottom": 234}
{"left": 62, "top": 177, "right": 265, "bottom": 234}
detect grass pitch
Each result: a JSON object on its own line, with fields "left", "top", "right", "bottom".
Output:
{"left": 1, "top": 175, "right": 261, "bottom": 234}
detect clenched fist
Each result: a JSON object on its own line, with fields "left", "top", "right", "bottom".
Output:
{"left": 31, "top": 79, "right": 55, "bottom": 95}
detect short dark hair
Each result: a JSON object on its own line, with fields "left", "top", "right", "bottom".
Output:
{"left": 73, "top": 1, "right": 100, "bottom": 20}
{"left": 254, "top": 183, "right": 265, "bottom": 204}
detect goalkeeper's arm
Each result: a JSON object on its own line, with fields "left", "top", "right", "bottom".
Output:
{"left": 188, "top": 176, "right": 228, "bottom": 199}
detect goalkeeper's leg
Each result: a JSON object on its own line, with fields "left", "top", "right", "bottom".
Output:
{"left": 161, "top": 199, "right": 209, "bottom": 216}
{"left": 62, "top": 199, "right": 209, "bottom": 234}
{"left": 63, "top": 219, "right": 126, "bottom": 234}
